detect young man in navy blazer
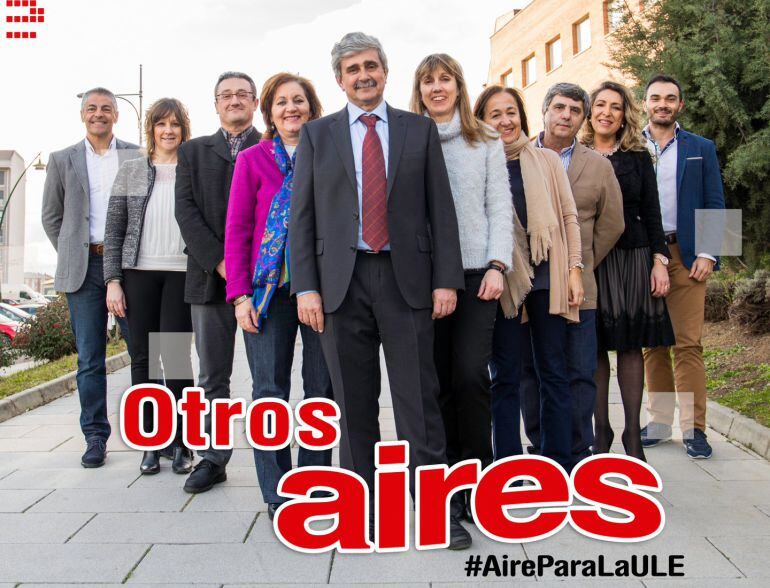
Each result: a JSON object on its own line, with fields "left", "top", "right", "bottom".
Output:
{"left": 640, "top": 75, "right": 726, "bottom": 459}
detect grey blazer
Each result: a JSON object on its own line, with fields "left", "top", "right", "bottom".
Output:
{"left": 103, "top": 157, "right": 157, "bottom": 284}
{"left": 41, "top": 138, "right": 140, "bottom": 293}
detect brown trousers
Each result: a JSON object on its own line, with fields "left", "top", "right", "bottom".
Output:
{"left": 643, "top": 244, "right": 708, "bottom": 431}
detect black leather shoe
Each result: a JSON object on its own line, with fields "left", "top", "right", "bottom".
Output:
{"left": 140, "top": 451, "right": 160, "bottom": 474}
{"left": 81, "top": 438, "right": 107, "bottom": 468}
{"left": 268, "top": 503, "right": 281, "bottom": 521}
{"left": 172, "top": 447, "right": 194, "bottom": 474}
{"left": 183, "top": 459, "right": 226, "bottom": 494}
{"left": 448, "top": 515, "right": 472, "bottom": 550}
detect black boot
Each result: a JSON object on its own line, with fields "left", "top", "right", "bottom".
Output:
{"left": 183, "top": 459, "right": 226, "bottom": 494}
{"left": 172, "top": 446, "right": 194, "bottom": 474}
{"left": 448, "top": 514, "right": 472, "bottom": 550}
{"left": 140, "top": 451, "right": 160, "bottom": 475}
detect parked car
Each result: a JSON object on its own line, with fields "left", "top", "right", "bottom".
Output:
{"left": 1, "top": 284, "right": 48, "bottom": 305}
{"left": 0, "top": 302, "right": 33, "bottom": 323}
{"left": 14, "top": 304, "right": 44, "bottom": 317}
{"left": 0, "top": 315, "right": 18, "bottom": 346}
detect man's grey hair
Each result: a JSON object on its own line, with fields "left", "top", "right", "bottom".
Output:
{"left": 214, "top": 71, "right": 257, "bottom": 97}
{"left": 80, "top": 87, "right": 118, "bottom": 111}
{"left": 542, "top": 82, "right": 590, "bottom": 117}
{"left": 331, "top": 32, "right": 388, "bottom": 79}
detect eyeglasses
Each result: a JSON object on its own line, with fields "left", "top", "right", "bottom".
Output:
{"left": 216, "top": 91, "right": 255, "bottom": 102}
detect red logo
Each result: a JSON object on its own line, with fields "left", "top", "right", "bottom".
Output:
{"left": 3, "top": 0, "right": 45, "bottom": 40}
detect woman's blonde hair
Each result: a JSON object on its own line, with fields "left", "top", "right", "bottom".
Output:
{"left": 582, "top": 80, "right": 646, "bottom": 152}
{"left": 410, "top": 53, "right": 495, "bottom": 145}
{"left": 144, "top": 98, "right": 191, "bottom": 159}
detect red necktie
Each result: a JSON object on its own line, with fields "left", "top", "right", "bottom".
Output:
{"left": 360, "top": 114, "right": 388, "bottom": 252}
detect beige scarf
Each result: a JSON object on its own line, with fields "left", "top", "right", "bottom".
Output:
{"left": 504, "top": 133, "right": 558, "bottom": 264}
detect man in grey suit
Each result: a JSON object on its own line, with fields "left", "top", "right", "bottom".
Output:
{"left": 289, "top": 32, "right": 468, "bottom": 548}
{"left": 42, "top": 87, "right": 138, "bottom": 468}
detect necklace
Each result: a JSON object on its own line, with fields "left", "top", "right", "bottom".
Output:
{"left": 591, "top": 141, "right": 621, "bottom": 158}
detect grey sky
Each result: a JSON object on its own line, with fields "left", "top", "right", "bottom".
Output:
{"left": 0, "top": 0, "right": 526, "bottom": 275}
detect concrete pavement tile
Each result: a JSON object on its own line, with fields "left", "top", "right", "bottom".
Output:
{"left": 644, "top": 580, "right": 769, "bottom": 587}
{"left": 70, "top": 511, "right": 254, "bottom": 544}
{"left": 695, "top": 459, "right": 770, "bottom": 481}
{"left": 331, "top": 526, "right": 530, "bottom": 584}
{"left": 21, "top": 584, "right": 219, "bottom": 588}
{"left": 756, "top": 505, "right": 770, "bottom": 518}
{"left": 707, "top": 536, "right": 770, "bottom": 578}
{"left": 223, "top": 585, "right": 429, "bottom": 588}
{"left": 28, "top": 487, "right": 189, "bottom": 513}
{"left": 5, "top": 413, "right": 82, "bottom": 426}
{"left": 523, "top": 532, "right": 741, "bottom": 580}
{"left": 659, "top": 503, "right": 770, "bottom": 536}
{"left": 433, "top": 582, "right": 644, "bottom": 587}
{"left": 185, "top": 486, "right": 265, "bottom": 512}
{"left": 0, "top": 424, "right": 40, "bottom": 438}
{"left": 129, "top": 466, "right": 256, "bottom": 489}
{"left": 0, "top": 437, "right": 74, "bottom": 452}
{"left": 0, "top": 489, "right": 51, "bottom": 512}
{"left": 128, "top": 543, "right": 330, "bottom": 584}
{"left": 0, "top": 543, "right": 148, "bottom": 583}
{"left": 0, "top": 467, "right": 140, "bottom": 489}
{"left": 643, "top": 458, "right": 717, "bottom": 482}
{"left": 0, "top": 513, "right": 93, "bottom": 543}
{"left": 0, "top": 450, "right": 138, "bottom": 469}
{"left": 663, "top": 480, "right": 770, "bottom": 507}
{"left": 54, "top": 434, "right": 133, "bottom": 452}
{"left": 19, "top": 424, "right": 83, "bottom": 438}
{"left": 0, "top": 468, "right": 13, "bottom": 480}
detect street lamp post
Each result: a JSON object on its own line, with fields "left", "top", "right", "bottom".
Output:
{"left": 77, "top": 64, "right": 144, "bottom": 147}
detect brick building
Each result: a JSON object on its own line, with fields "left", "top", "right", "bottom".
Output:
{"left": 488, "top": 0, "right": 644, "bottom": 135}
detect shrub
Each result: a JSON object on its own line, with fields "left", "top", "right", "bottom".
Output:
{"left": 705, "top": 278, "right": 736, "bottom": 322}
{"left": 13, "top": 296, "right": 77, "bottom": 361}
{"left": 729, "top": 270, "right": 770, "bottom": 335}
{"left": 0, "top": 332, "right": 16, "bottom": 368}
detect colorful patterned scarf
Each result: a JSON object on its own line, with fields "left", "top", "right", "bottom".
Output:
{"left": 251, "top": 137, "right": 295, "bottom": 330}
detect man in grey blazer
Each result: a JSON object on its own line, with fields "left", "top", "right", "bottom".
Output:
{"left": 289, "top": 32, "right": 467, "bottom": 548}
{"left": 42, "top": 87, "right": 138, "bottom": 468}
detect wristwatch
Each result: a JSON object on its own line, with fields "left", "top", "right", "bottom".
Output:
{"left": 232, "top": 295, "right": 249, "bottom": 306}
{"left": 653, "top": 254, "right": 669, "bottom": 266}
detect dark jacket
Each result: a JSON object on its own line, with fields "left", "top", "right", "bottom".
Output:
{"left": 289, "top": 104, "right": 464, "bottom": 313}
{"left": 608, "top": 149, "right": 669, "bottom": 257}
{"left": 103, "top": 157, "right": 157, "bottom": 283}
{"left": 174, "top": 129, "right": 260, "bottom": 304}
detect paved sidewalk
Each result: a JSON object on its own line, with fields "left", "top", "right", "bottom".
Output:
{"left": 0, "top": 336, "right": 768, "bottom": 586}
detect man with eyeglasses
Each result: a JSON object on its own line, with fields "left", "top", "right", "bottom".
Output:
{"left": 175, "top": 71, "right": 261, "bottom": 493}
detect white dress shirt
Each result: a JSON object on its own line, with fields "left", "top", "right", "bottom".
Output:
{"left": 347, "top": 100, "right": 389, "bottom": 250}
{"left": 84, "top": 136, "right": 119, "bottom": 243}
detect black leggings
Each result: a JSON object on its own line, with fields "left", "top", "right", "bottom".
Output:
{"left": 123, "top": 270, "right": 193, "bottom": 444}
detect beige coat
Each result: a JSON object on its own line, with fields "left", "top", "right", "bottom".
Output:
{"left": 566, "top": 143, "right": 625, "bottom": 311}
{"left": 500, "top": 148, "right": 582, "bottom": 323}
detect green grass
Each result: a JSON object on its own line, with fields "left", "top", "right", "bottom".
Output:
{"left": 0, "top": 341, "right": 126, "bottom": 401}
{"left": 704, "top": 345, "right": 770, "bottom": 427}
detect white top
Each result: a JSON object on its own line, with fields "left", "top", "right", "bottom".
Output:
{"left": 646, "top": 132, "right": 678, "bottom": 233}
{"left": 284, "top": 144, "right": 297, "bottom": 156}
{"left": 135, "top": 164, "right": 187, "bottom": 271}
{"left": 85, "top": 136, "right": 119, "bottom": 243}
{"left": 347, "top": 100, "right": 390, "bottom": 250}
{"left": 435, "top": 110, "right": 513, "bottom": 270}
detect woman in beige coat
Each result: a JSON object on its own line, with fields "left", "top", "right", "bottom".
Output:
{"left": 474, "top": 86, "right": 583, "bottom": 470}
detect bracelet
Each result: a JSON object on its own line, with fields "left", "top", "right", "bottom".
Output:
{"left": 487, "top": 263, "right": 505, "bottom": 274}
{"left": 232, "top": 295, "right": 249, "bottom": 307}
{"left": 570, "top": 262, "right": 585, "bottom": 271}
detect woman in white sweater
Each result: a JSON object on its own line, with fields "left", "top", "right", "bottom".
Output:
{"left": 411, "top": 53, "right": 513, "bottom": 546}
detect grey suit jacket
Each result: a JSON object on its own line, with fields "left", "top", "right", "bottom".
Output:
{"left": 41, "top": 138, "right": 139, "bottom": 293}
{"left": 289, "top": 104, "right": 464, "bottom": 313}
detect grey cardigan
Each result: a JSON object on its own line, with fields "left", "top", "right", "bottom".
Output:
{"left": 103, "top": 157, "right": 158, "bottom": 283}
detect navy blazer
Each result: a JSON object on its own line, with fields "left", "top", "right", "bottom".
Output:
{"left": 672, "top": 130, "right": 726, "bottom": 270}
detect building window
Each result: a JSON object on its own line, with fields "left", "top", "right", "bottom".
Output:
{"left": 573, "top": 16, "right": 591, "bottom": 54}
{"left": 604, "top": 0, "right": 624, "bottom": 33}
{"left": 522, "top": 54, "right": 537, "bottom": 87}
{"left": 501, "top": 69, "right": 513, "bottom": 88}
{"left": 546, "top": 36, "right": 562, "bottom": 72}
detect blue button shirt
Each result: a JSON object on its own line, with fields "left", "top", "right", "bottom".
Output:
{"left": 347, "top": 100, "right": 390, "bottom": 250}
{"left": 536, "top": 132, "right": 576, "bottom": 171}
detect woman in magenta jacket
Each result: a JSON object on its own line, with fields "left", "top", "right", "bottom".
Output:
{"left": 224, "top": 72, "right": 331, "bottom": 521}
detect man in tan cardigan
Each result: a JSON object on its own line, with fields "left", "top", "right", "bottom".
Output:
{"left": 521, "top": 83, "right": 624, "bottom": 469}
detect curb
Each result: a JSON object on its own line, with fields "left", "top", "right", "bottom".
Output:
{"left": 707, "top": 399, "right": 770, "bottom": 461}
{"left": 0, "top": 351, "right": 130, "bottom": 424}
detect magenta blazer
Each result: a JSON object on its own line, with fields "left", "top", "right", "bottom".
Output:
{"left": 224, "top": 139, "right": 284, "bottom": 303}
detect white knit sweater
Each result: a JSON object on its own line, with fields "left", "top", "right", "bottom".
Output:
{"left": 435, "top": 110, "right": 513, "bottom": 270}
